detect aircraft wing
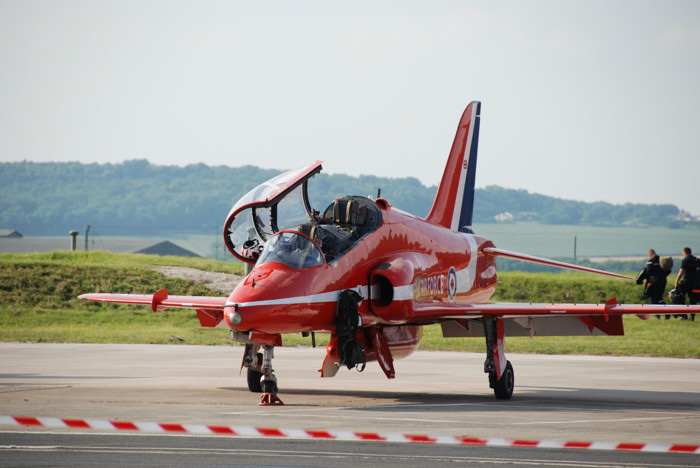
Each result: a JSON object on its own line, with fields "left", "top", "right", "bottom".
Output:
{"left": 78, "top": 289, "right": 228, "bottom": 327}
{"left": 482, "top": 247, "right": 634, "bottom": 280}
{"left": 413, "top": 299, "right": 696, "bottom": 318}
{"left": 410, "top": 299, "right": 700, "bottom": 337}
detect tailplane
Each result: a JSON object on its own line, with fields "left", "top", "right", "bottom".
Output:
{"left": 425, "top": 101, "right": 481, "bottom": 232}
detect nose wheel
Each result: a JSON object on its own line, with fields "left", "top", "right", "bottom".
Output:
{"left": 245, "top": 348, "right": 263, "bottom": 393}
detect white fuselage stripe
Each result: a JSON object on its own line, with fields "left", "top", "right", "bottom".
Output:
{"left": 227, "top": 285, "right": 371, "bottom": 308}
{"left": 227, "top": 283, "right": 416, "bottom": 309}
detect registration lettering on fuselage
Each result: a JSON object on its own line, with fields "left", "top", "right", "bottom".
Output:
{"left": 413, "top": 272, "right": 447, "bottom": 302}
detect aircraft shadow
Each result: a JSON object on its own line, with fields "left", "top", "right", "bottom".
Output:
{"left": 220, "top": 386, "right": 700, "bottom": 413}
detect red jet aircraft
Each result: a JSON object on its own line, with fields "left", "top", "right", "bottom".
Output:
{"left": 80, "top": 101, "right": 700, "bottom": 404}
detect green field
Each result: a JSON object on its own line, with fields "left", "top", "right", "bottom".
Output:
{"left": 1, "top": 252, "right": 698, "bottom": 357}
{"left": 474, "top": 223, "right": 700, "bottom": 259}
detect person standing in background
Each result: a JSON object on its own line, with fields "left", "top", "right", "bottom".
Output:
{"left": 637, "top": 249, "right": 668, "bottom": 305}
{"left": 674, "top": 247, "right": 699, "bottom": 320}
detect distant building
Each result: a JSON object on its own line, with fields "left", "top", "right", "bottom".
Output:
{"left": 494, "top": 212, "right": 514, "bottom": 223}
{"left": 134, "top": 241, "right": 200, "bottom": 258}
{"left": 676, "top": 211, "right": 700, "bottom": 223}
{"left": 0, "top": 236, "right": 201, "bottom": 258}
{"left": 0, "top": 229, "right": 23, "bottom": 238}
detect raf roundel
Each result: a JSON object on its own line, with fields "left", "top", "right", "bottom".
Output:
{"left": 447, "top": 267, "right": 457, "bottom": 303}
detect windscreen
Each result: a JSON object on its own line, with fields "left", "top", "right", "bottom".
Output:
{"left": 257, "top": 231, "right": 325, "bottom": 269}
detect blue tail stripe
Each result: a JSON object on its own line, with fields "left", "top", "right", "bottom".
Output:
{"left": 458, "top": 103, "right": 481, "bottom": 232}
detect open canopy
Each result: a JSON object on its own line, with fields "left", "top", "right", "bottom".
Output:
{"left": 223, "top": 161, "right": 323, "bottom": 264}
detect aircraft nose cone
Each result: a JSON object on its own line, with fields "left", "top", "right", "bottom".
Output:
{"left": 227, "top": 310, "right": 243, "bottom": 326}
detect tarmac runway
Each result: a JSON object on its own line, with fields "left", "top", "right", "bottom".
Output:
{"left": 1, "top": 343, "right": 699, "bottom": 466}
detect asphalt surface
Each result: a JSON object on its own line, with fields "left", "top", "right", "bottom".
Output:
{"left": 3, "top": 432, "right": 699, "bottom": 467}
{"left": 1, "top": 343, "right": 699, "bottom": 467}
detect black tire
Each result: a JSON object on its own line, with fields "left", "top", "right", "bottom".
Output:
{"left": 493, "top": 361, "right": 514, "bottom": 399}
{"left": 262, "top": 379, "right": 278, "bottom": 394}
{"left": 488, "top": 371, "right": 497, "bottom": 388}
{"left": 247, "top": 367, "right": 262, "bottom": 393}
{"left": 246, "top": 352, "right": 263, "bottom": 393}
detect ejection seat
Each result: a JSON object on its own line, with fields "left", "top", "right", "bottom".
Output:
{"left": 307, "top": 196, "right": 382, "bottom": 262}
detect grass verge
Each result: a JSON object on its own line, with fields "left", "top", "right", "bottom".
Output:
{"left": 1, "top": 252, "right": 698, "bottom": 357}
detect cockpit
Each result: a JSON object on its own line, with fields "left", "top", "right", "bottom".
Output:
{"left": 256, "top": 231, "right": 325, "bottom": 269}
{"left": 223, "top": 161, "right": 383, "bottom": 269}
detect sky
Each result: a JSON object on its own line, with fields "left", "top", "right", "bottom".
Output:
{"left": 2, "top": 1, "right": 699, "bottom": 215}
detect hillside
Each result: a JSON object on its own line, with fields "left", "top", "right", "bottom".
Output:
{"left": 0, "top": 160, "right": 695, "bottom": 236}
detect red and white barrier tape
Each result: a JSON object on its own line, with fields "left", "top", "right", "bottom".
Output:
{"left": 1, "top": 415, "right": 698, "bottom": 454}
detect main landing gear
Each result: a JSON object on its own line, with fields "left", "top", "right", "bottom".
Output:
{"left": 483, "top": 316, "right": 514, "bottom": 399}
{"left": 335, "top": 290, "right": 366, "bottom": 371}
{"left": 242, "top": 343, "right": 283, "bottom": 405}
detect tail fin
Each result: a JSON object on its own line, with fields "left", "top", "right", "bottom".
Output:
{"left": 425, "top": 101, "right": 481, "bottom": 232}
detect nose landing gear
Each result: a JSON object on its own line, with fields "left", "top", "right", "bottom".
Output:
{"left": 241, "top": 342, "right": 284, "bottom": 405}
{"left": 258, "top": 345, "right": 283, "bottom": 405}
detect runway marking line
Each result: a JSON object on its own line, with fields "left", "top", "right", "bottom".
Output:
{"left": 1, "top": 415, "right": 698, "bottom": 455}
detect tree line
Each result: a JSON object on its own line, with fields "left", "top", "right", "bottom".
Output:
{"left": 0, "top": 160, "right": 694, "bottom": 236}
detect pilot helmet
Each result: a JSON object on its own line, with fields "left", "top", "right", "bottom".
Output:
{"left": 242, "top": 239, "right": 262, "bottom": 260}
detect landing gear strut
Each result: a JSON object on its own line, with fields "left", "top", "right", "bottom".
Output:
{"left": 483, "top": 316, "right": 514, "bottom": 399}
{"left": 242, "top": 342, "right": 283, "bottom": 405}
{"left": 335, "top": 290, "right": 366, "bottom": 371}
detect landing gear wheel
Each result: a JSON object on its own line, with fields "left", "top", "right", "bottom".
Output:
{"left": 247, "top": 368, "right": 262, "bottom": 392}
{"left": 246, "top": 352, "right": 263, "bottom": 393}
{"left": 262, "top": 378, "right": 278, "bottom": 394}
{"left": 493, "top": 361, "right": 514, "bottom": 400}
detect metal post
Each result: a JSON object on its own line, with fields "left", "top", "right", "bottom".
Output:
{"left": 84, "top": 225, "right": 91, "bottom": 251}
{"left": 69, "top": 231, "right": 78, "bottom": 251}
